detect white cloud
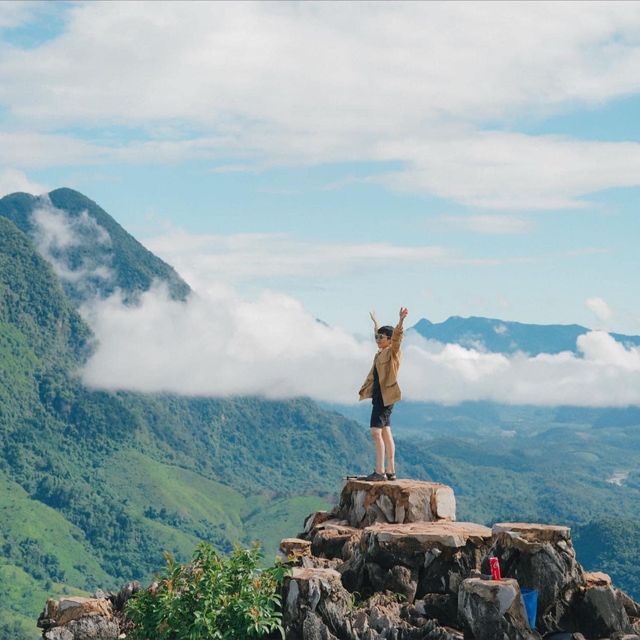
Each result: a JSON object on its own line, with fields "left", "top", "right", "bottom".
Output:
{"left": 31, "top": 199, "right": 113, "bottom": 287}
{"left": 440, "top": 214, "right": 533, "bottom": 235}
{"left": 144, "top": 229, "right": 451, "bottom": 285}
{"left": 0, "top": 132, "right": 108, "bottom": 169}
{"left": 4, "top": 3, "right": 640, "bottom": 127}
{"left": 586, "top": 297, "right": 614, "bottom": 327}
{"left": 144, "top": 227, "right": 558, "bottom": 290}
{"left": 81, "top": 283, "right": 371, "bottom": 402}
{"left": 0, "top": 168, "right": 46, "bottom": 197}
{"left": 80, "top": 284, "right": 640, "bottom": 407}
{"left": 27, "top": 209, "right": 638, "bottom": 408}
{"left": 381, "top": 132, "right": 640, "bottom": 209}
{"left": 2, "top": 3, "right": 640, "bottom": 207}
{"left": 402, "top": 331, "right": 640, "bottom": 406}
{"left": 0, "top": 2, "right": 34, "bottom": 29}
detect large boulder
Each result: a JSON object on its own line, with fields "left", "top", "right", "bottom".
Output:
{"left": 43, "top": 617, "right": 119, "bottom": 640}
{"left": 335, "top": 479, "right": 456, "bottom": 529}
{"left": 281, "top": 566, "right": 463, "bottom": 640}
{"left": 489, "top": 523, "right": 585, "bottom": 633}
{"left": 279, "top": 537, "right": 313, "bottom": 563}
{"left": 458, "top": 578, "right": 541, "bottom": 640}
{"left": 38, "top": 596, "right": 113, "bottom": 628}
{"left": 38, "top": 596, "right": 118, "bottom": 640}
{"left": 488, "top": 523, "right": 639, "bottom": 638}
{"left": 283, "top": 567, "right": 352, "bottom": 640}
{"left": 574, "top": 572, "right": 633, "bottom": 639}
{"left": 341, "top": 521, "right": 493, "bottom": 607}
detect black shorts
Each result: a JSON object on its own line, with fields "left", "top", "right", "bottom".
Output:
{"left": 370, "top": 402, "right": 394, "bottom": 428}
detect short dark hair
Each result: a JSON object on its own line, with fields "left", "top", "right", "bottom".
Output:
{"left": 377, "top": 325, "right": 393, "bottom": 338}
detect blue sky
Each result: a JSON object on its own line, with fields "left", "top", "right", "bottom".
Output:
{"left": 1, "top": 1, "right": 639, "bottom": 336}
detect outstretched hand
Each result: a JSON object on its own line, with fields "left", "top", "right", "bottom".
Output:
{"left": 399, "top": 307, "right": 408, "bottom": 325}
{"left": 369, "top": 310, "right": 378, "bottom": 326}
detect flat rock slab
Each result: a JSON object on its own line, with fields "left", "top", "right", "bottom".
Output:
{"left": 584, "top": 571, "right": 612, "bottom": 588}
{"left": 336, "top": 479, "right": 456, "bottom": 528}
{"left": 278, "top": 538, "right": 312, "bottom": 563}
{"left": 313, "top": 519, "right": 359, "bottom": 535}
{"left": 493, "top": 522, "right": 571, "bottom": 545}
{"left": 290, "top": 566, "right": 343, "bottom": 582}
{"left": 366, "top": 521, "right": 492, "bottom": 550}
{"left": 41, "top": 596, "right": 113, "bottom": 627}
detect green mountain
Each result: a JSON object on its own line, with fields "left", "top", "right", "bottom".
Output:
{"left": 0, "top": 188, "right": 190, "bottom": 304}
{"left": 1, "top": 190, "right": 639, "bottom": 636}
{"left": 0, "top": 212, "right": 369, "bottom": 636}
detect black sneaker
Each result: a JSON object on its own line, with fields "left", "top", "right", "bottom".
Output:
{"left": 363, "top": 471, "right": 386, "bottom": 481}
{"left": 385, "top": 472, "right": 397, "bottom": 481}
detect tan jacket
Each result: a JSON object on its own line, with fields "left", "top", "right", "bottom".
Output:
{"left": 358, "top": 321, "right": 404, "bottom": 406}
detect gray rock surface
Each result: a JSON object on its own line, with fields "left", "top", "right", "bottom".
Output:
{"left": 43, "top": 616, "right": 119, "bottom": 640}
{"left": 489, "top": 522, "right": 585, "bottom": 633}
{"left": 458, "top": 578, "right": 541, "bottom": 640}
{"left": 341, "top": 521, "right": 492, "bottom": 601}
{"left": 283, "top": 567, "right": 352, "bottom": 640}
{"left": 335, "top": 479, "right": 456, "bottom": 528}
{"left": 576, "top": 583, "right": 632, "bottom": 638}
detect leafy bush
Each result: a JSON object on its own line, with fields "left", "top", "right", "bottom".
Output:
{"left": 125, "top": 543, "right": 289, "bottom": 640}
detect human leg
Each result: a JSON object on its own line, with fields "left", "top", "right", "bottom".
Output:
{"left": 370, "top": 428, "right": 385, "bottom": 474}
{"left": 381, "top": 426, "right": 395, "bottom": 476}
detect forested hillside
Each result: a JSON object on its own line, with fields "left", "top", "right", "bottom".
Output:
{"left": 1, "top": 190, "right": 638, "bottom": 638}
{"left": 0, "top": 212, "right": 369, "bottom": 637}
{"left": 0, "top": 189, "right": 190, "bottom": 304}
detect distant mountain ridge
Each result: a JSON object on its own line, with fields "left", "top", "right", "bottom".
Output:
{"left": 411, "top": 315, "right": 640, "bottom": 355}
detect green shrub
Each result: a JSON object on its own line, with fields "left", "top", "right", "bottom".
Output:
{"left": 125, "top": 542, "right": 289, "bottom": 640}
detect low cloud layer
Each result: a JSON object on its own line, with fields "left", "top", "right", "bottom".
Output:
{"left": 20, "top": 204, "right": 640, "bottom": 407}
{"left": 80, "top": 283, "right": 640, "bottom": 407}
{"left": 81, "top": 284, "right": 370, "bottom": 402}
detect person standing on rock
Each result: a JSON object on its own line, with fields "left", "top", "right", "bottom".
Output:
{"left": 358, "top": 307, "right": 408, "bottom": 481}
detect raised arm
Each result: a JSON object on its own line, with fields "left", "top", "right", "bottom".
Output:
{"left": 369, "top": 310, "right": 380, "bottom": 340}
{"left": 391, "top": 307, "right": 408, "bottom": 353}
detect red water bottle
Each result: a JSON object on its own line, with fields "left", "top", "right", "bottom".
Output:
{"left": 489, "top": 557, "right": 502, "bottom": 580}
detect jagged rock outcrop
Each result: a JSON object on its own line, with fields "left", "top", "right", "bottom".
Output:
{"left": 290, "top": 480, "right": 640, "bottom": 640}
{"left": 38, "top": 584, "right": 140, "bottom": 640}
{"left": 282, "top": 566, "right": 462, "bottom": 640}
{"left": 279, "top": 537, "right": 313, "bottom": 563}
{"left": 37, "top": 479, "right": 640, "bottom": 640}
{"left": 340, "top": 521, "right": 493, "bottom": 606}
{"left": 488, "top": 522, "right": 585, "bottom": 633}
{"left": 487, "top": 523, "right": 637, "bottom": 638}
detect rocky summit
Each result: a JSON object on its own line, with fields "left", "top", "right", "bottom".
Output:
{"left": 37, "top": 479, "right": 640, "bottom": 640}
